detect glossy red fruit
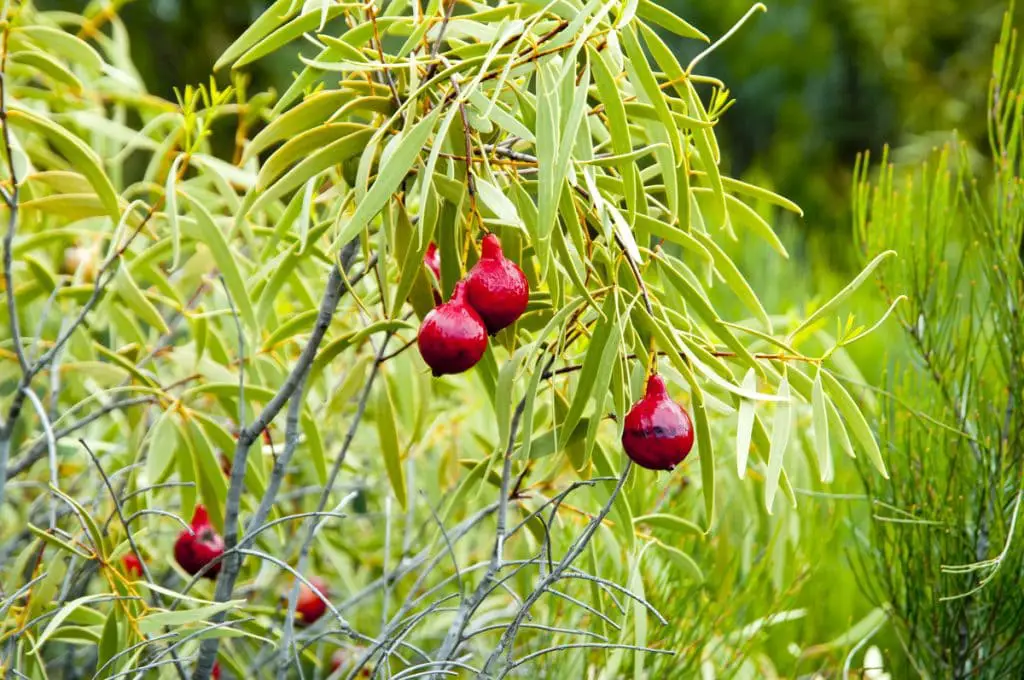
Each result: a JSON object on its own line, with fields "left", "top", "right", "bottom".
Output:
{"left": 296, "top": 577, "right": 329, "bottom": 625}
{"left": 621, "top": 375, "right": 695, "bottom": 471}
{"left": 123, "top": 553, "right": 144, "bottom": 578}
{"left": 464, "top": 234, "right": 529, "bottom": 335}
{"left": 174, "top": 505, "right": 225, "bottom": 578}
{"left": 417, "top": 280, "right": 488, "bottom": 377}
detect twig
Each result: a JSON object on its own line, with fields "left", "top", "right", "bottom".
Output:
{"left": 81, "top": 439, "right": 189, "bottom": 680}
{"left": 191, "top": 241, "right": 363, "bottom": 680}
{"left": 480, "top": 462, "right": 633, "bottom": 678}
{"left": 277, "top": 333, "right": 395, "bottom": 680}
{"left": 422, "top": 0, "right": 458, "bottom": 83}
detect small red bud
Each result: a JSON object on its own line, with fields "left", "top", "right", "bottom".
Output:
{"left": 424, "top": 242, "right": 443, "bottom": 305}
{"left": 621, "top": 375, "right": 695, "bottom": 471}
{"left": 464, "top": 234, "right": 529, "bottom": 335}
{"left": 123, "top": 553, "right": 144, "bottom": 578}
{"left": 174, "top": 504, "right": 225, "bottom": 578}
{"left": 417, "top": 280, "right": 488, "bottom": 376}
{"left": 295, "top": 577, "right": 329, "bottom": 625}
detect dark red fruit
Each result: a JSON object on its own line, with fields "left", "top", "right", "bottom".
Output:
{"left": 174, "top": 505, "right": 225, "bottom": 578}
{"left": 123, "top": 553, "right": 144, "bottom": 577}
{"left": 417, "top": 280, "right": 488, "bottom": 376}
{"left": 621, "top": 375, "right": 695, "bottom": 471}
{"left": 212, "top": 662, "right": 221, "bottom": 680}
{"left": 296, "top": 577, "right": 329, "bottom": 625}
{"left": 464, "top": 234, "right": 529, "bottom": 335}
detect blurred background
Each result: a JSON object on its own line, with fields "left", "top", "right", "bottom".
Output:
{"left": 44, "top": 0, "right": 1021, "bottom": 270}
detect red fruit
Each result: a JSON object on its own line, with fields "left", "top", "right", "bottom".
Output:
{"left": 425, "top": 242, "right": 443, "bottom": 305}
{"left": 621, "top": 375, "right": 695, "bottom": 471}
{"left": 212, "top": 662, "right": 221, "bottom": 680}
{"left": 174, "top": 505, "right": 225, "bottom": 578}
{"left": 424, "top": 242, "right": 441, "bottom": 281}
{"left": 464, "top": 234, "right": 529, "bottom": 335}
{"left": 417, "top": 280, "right": 488, "bottom": 377}
{"left": 123, "top": 553, "right": 144, "bottom": 577}
{"left": 296, "top": 577, "right": 329, "bottom": 625}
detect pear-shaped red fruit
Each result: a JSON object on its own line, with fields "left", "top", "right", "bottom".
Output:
{"left": 465, "top": 234, "right": 528, "bottom": 335}
{"left": 622, "top": 375, "right": 694, "bottom": 470}
{"left": 296, "top": 577, "right": 329, "bottom": 625}
{"left": 174, "top": 505, "right": 225, "bottom": 578}
{"left": 417, "top": 280, "right": 488, "bottom": 376}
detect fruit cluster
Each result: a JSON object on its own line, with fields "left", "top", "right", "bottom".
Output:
{"left": 419, "top": 235, "right": 695, "bottom": 472}
{"left": 417, "top": 234, "right": 529, "bottom": 376}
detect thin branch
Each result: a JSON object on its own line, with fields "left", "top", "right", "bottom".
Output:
{"left": 191, "top": 241, "right": 363, "bottom": 680}
{"left": 480, "top": 462, "right": 633, "bottom": 678}
{"left": 278, "top": 334, "right": 394, "bottom": 680}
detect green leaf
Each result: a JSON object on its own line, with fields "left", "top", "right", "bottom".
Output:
{"left": 692, "top": 384, "right": 714, "bottom": 531}
{"left": 11, "top": 50, "right": 83, "bottom": 91}
{"left": 248, "top": 128, "right": 373, "bottom": 217}
{"left": 476, "top": 178, "right": 520, "bottom": 224}
{"left": 146, "top": 409, "right": 179, "bottom": 484}
{"left": 8, "top": 108, "right": 120, "bottom": 220}
{"left": 377, "top": 374, "right": 407, "bottom": 510}
{"left": 244, "top": 90, "right": 352, "bottom": 162}
{"left": 30, "top": 594, "right": 114, "bottom": 654}
{"left": 332, "top": 107, "right": 443, "bottom": 250}
{"left": 622, "top": 26, "right": 681, "bottom": 159}
{"left": 654, "top": 540, "right": 704, "bottom": 581}
{"left": 115, "top": 267, "right": 169, "bottom": 334}
{"left": 812, "top": 369, "right": 833, "bottom": 483}
{"left": 765, "top": 375, "right": 792, "bottom": 514}
{"left": 138, "top": 602, "right": 244, "bottom": 633}
{"left": 215, "top": 0, "right": 300, "bottom": 69}
{"left": 820, "top": 371, "right": 888, "bottom": 478}
{"left": 788, "top": 250, "right": 896, "bottom": 342}
{"left": 27, "top": 524, "right": 93, "bottom": 559}
{"left": 257, "top": 122, "right": 367, "bottom": 189}
{"left": 634, "top": 514, "right": 703, "bottom": 537}
{"left": 560, "top": 294, "right": 616, "bottom": 449}
{"left": 636, "top": 0, "right": 709, "bottom": 41}
{"left": 179, "top": 202, "right": 258, "bottom": 332}
{"left": 12, "top": 26, "right": 104, "bottom": 75}
{"left": 49, "top": 484, "right": 108, "bottom": 557}
{"left": 735, "top": 369, "right": 756, "bottom": 479}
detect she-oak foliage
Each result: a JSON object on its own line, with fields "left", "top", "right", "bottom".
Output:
{"left": 0, "top": 0, "right": 889, "bottom": 677}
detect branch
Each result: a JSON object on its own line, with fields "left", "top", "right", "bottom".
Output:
{"left": 276, "top": 333, "right": 395, "bottom": 680}
{"left": 480, "top": 461, "right": 633, "bottom": 678}
{"left": 189, "top": 241, "right": 364, "bottom": 680}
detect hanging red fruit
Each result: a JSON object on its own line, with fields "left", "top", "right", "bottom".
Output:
{"left": 174, "top": 504, "right": 226, "bottom": 578}
{"left": 464, "top": 234, "right": 529, "bottom": 335}
{"left": 123, "top": 553, "right": 144, "bottom": 578}
{"left": 295, "top": 577, "right": 329, "bottom": 625}
{"left": 621, "top": 374, "right": 695, "bottom": 471}
{"left": 417, "top": 280, "right": 488, "bottom": 376}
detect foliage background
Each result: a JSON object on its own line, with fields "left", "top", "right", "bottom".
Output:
{"left": 10, "top": 0, "right": 1021, "bottom": 677}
